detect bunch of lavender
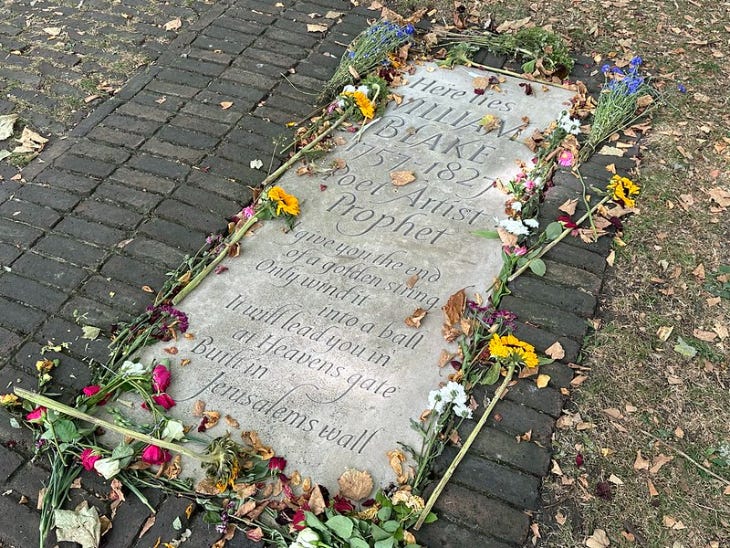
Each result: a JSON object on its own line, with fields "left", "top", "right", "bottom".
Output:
{"left": 319, "top": 20, "right": 414, "bottom": 101}
{"left": 582, "top": 56, "right": 656, "bottom": 158}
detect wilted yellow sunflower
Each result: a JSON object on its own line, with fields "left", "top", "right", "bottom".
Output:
{"left": 607, "top": 175, "right": 640, "bottom": 207}
{"left": 267, "top": 186, "right": 300, "bottom": 216}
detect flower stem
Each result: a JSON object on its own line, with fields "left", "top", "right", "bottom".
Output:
{"left": 506, "top": 193, "right": 612, "bottom": 283}
{"left": 14, "top": 388, "right": 216, "bottom": 463}
{"left": 172, "top": 111, "right": 350, "bottom": 307}
{"left": 414, "top": 362, "right": 516, "bottom": 530}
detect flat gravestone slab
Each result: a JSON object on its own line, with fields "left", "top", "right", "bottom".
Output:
{"left": 142, "top": 64, "right": 574, "bottom": 490}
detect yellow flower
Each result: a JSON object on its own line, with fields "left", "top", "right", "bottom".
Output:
{"left": 267, "top": 186, "right": 300, "bottom": 216}
{"left": 607, "top": 175, "right": 640, "bottom": 208}
{"left": 488, "top": 334, "right": 539, "bottom": 368}
{"left": 35, "top": 359, "right": 55, "bottom": 373}
{"left": 0, "top": 394, "right": 20, "bottom": 406}
{"left": 344, "top": 90, "right": 375, "bottom": 119}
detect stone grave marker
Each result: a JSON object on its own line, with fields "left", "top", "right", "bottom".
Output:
{"left": 141, "top": 63, "right": 574, "bottom": 490}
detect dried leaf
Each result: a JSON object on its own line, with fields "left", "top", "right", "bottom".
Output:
{"left": 225, "top": 415, "right": 240, "bottom": 428}
{"left": 585, "top": 528, "right": 610, "bottom": 548}
{"left": 390, "top": 170, "right": 416, "bottom": 186}
{"left": 138, "top": 515, "right": 156, "bottom": 538}
{"left": 307, "top": 23, "right": 328, "bottom": 32}
{"left": 337, "top": 469, "right": 373, "bottom": 501}
{"left": 602, "top": 408, "right": 623, "bottom": 420}
{"left": 442, "top": 288, "right": 466, "bottom": 325}
{"left": 649, "top": 454, "right": 674, "bottom": 475}
{"left": 536, "top": 374, "right": 551, "bottom": 388}
{"left": 693, "top": 329, "right": 716, "bottom": 341}
{"left": 54, "top": 502, "right": 101, "bottom": 548}
{"left": 249, "top": 158, "right": 263, "bottom": 169}
{"left": 163, "top": 18, "right": 182, "bottom": 31}
{"left": 662, "top": 515, "right": 686, "bottom": 529}
{"left": 0, "top": 114, "right": 18, "bottom": 141}
{"left": 544, "top": 341, "right": 565, "bottom": 359}
{"left": 608, "top": 473, "right": 624, "bottom": 485}
{"left": 558, "top": 199, "right": 578, "bottom": 215}
{"left": 43, "top": 27, "right": 63, "bottom": 37}
{"left": 220, "top": 101, "right": 234, "bottom": 110}
{"left": 325, "top": 10, "right": 343, "bottom": 18}
{"left": 656, "top": 325, "right": 674, "bottom": 341}
{"left": 479, "top": 114, "right": 500, "bottom": 132}
{"left": 192, "top": 400, "right": 205, "bottom": 417}
{"left": 309, "top": 485, "right": 327, "bottom": 514}
{"left": 404, "top": 307, "right": 427, "bottom": 328}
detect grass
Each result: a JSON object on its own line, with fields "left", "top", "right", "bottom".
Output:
{"left": 388, "top": 0, "right": 729, "bottom": 545}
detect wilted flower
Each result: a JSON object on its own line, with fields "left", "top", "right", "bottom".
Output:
{"left": 119, "top": 360, "right": 148, "bottom": 376}
{"left": 268, "top": 186, "right": 300, "bottom": 216}
{"left": 151, "top": 393, "right": 176, "bottom": 410}
{"left": 607, "top": 174, "right": 640, "bottom": 207}
{"left": 93, "top": 457, "right": 122, "bottom": 479}
{"left": 333, "top": 495, "right": 354, "bottom": 513}
{"left": 268, "top": 456, "right": 287, "bottom": 474}
{"left": 0, "top": 394, "right": 20, "bottom": 406}
{"left": 141, "top": 444, "right": 171, "bottom": 465}
{"left": 291, "top": 508, "right": 307, "bottom": 531}
{"left": 26, "top": 406, "right": 46, "bottom": 423}
{"left": 557, "top": 149, "right": 574, "bottom": 167}
{"left": 82, "top": 385, "right": 101, "bottom": 397}
{"left": 151, "top": 364, "right": 171, "bottom": 393}
{"left": 80, "top": 448, "right": 102, "bottom": 471}
{"left": 162, "top": 420, "right": 185, "bottom": 441}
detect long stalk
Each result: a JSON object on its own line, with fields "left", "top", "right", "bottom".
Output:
{"left": 506, "top": 193, "right": 612, "bottom": 283}
{"left": 414, "top": 362, "right": 516, "bottom": 530}
{"left": 172, "top": 111, "right": 350, "bottom": 306}
{"left": 14, "top": 388, "right": 216, "bottom": 463}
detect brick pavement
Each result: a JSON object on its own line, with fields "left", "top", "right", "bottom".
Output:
{"left": 0, "top": 1, "right": 632, "bottom": 546}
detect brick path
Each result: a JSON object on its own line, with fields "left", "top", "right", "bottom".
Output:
{"left": 0, "top": 1, "right": 632, "bottom": 546}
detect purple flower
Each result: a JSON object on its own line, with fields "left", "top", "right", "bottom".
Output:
{"left": 601, "top": 64, "right": 611, "bottom": 74}
{"left": 630, "top": 56, "right": 642, "bottom": 67}
{"left": 677, "top": 83, "right": 686, "bottom": 93}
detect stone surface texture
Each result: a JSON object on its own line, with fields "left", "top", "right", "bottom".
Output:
{"left": 0, "top": 0, "right": 625, "bottom": 543}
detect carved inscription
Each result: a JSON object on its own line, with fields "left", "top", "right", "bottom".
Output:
{"left": 148, "top": 64, "right": 575, "bottom": 488}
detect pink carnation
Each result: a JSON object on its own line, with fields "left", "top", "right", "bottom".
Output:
{"left": 82, "top": 385, "right": 101, "bottom": 397}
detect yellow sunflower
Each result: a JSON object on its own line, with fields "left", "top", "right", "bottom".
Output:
{"left": 488, "top": 334, "right": 539, "bottom": 368}
{"left": 267, "top": 186, "right": 300, "bottom": 216}
{"left": 607, "top": 175, "right": 640, "bottom": 208}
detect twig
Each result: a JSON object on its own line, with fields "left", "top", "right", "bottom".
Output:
{"left": 467, "top": 61, "right": 575, "bottom": 90}
{"left": 14, "top": 388, "right": 216, "bottom": 463}
{"left": 414, "top": 363, "right": 517, "bottom": 530}
{"left": 639, "top": 428, "right": 730, "bottom": 486}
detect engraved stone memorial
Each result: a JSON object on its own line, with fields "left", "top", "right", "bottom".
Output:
{"left": 144, "top": 64, "right": 574, "bottom": 490}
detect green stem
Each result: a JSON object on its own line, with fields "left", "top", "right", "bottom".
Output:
{"left": 414, "top": 362, "right": 517, "bottom": 530}
{"left": 575, "top": 170, "right": 597, "bottom": 236}
{"left": 506, "top": 194, "right": 613, "bottom": 283}
{"left": 15, "top": 388, "right": 216, "bottom": 463}
{"left": 172, "top": 111, "right": 351, "bottom": 307}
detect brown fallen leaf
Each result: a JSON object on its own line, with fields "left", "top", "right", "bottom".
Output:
{"left": 442, "top": 288, "right": 466, "bottom": 326}
{"left": 338, "top": 469, "right": 373, "bottom": 501}
{"left": 662, "top": 515, "right": 686, "bottom": 529}
{"left": 649, "top": 454, "right": 674, "bottom": 475}
{"left": 544, "top": 341, "right": 565, "bottom": 360}
{"left": 558, "top": 198, "right": 578, "bottom": 215}
{"left": 693, "top": 329, "right": 716, "bottom": 342}
{"left": 220, "top": 101, "right": 234, "bottom": 110}
{"left": 536, "top": 374, "right": 551, "bottom": 388}
{"left": 480, "top": 113, "right": 500, "bottom": 133}
{"left": 585, "top": 528, "right": 610, "bottom": 548}
{"left": 192, "top": 399, "right": 205, "bottom": 417}
{"left": 163, "top": 18, "right": 182, "bottom": 31}
{"left": 390, "top": 170, "right": 416, "bottom": 186}
{"left": 138, "top": 515, "right": 156, "bottom": 538}
{"left": 307, "top": 23, "right": 328, "bottom": 32}
{"left": 404, "top": 307, "right": 427, "bottom": 328}
{"left": 602, "top": 408, "right": 624, "bottom": 420}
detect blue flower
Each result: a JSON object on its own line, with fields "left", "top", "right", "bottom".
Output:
{"left": 601, "top": 64, "right": 611, "bottom": 74}
{"left": 405, "top": 23, "right": 414, "bottom": 35}
{"left": 612, "top": 67, "right": 625, "bottom": 75}
{"left": 347, "top": 50, "right": 355, "bottom": 59}
{"left": 677, "top": 83, "right": 687, "bottom": 93}
{"left": 630, "top": 56, "right": 642, "bottom": 66}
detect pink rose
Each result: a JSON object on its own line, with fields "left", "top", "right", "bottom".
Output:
{"left": 82, "top": 385, "right": 101, "bottom": 397}
{"left": 80, "top": 448, "right": 101, "bottom": 471}
{"left": 26, "top": 406, "right": 46, "bottom": 423}
{"left": 141, "top": 445, "right": 171, "bottom": 465}
{"left": 152, "top": 393, "right": 176, "bottom": 410}
{"left": 151, "top": 364, "right": 171, "bottom": 393}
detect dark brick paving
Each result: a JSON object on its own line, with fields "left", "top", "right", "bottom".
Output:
{"left": 0, "top": 1, "right": 634, "bottom": 546}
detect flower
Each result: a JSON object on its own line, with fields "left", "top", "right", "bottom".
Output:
{"left": 152, "top": 393, "right": 176, "bottom": 410}
{"left": 503, "top": 245, "right": 528, "bottom": 256}
{"left": 333, "top": 495, "right": 354, "bottom": 513}
{"left": 488, "top": 334, "right": 539, "bottom": 368}
{"left": 93, "top": 457, "right": 122, "bottom": 479}
{"left": 82, "top": 385, "right": 101, "bottom": 397}
{"left": 291, "top": 528, "right": 320, "bottom": 548}
{"left": 677, "top": 83, "right": 687, "bottom": 93}
{"left": 151, "top": 364, "right": 171, "bottom": 393}
{"left": 557, "top": 149, "right": 574, "bottom": 167}
{"left": 268, "top": 456, "right": 287, "bottom": 474}
{"left": 441, "top": 381, "right": 467, "bottom": 405}
{"left": 499, "top": 218, "right": 531, "bottom": 236}
{"left": 80, "top": 448, "right": 102, "bottom": 471}
{"left": 607, "top": 174, "right": 640, "bottom": 207}
{"left": 629, "top": 55, "right": 642, "bottom": 67}
{"left": 343, "top": 89, "right": 375, "bottom": 119}
{"left": 291, "top": 508, "right": 307, "bottom": 531}
{"left": 453, "top": 403, "right": 473, "bottom": 419}
{"left": 141, "top": 444, "right": 171, "bottom": 465}
{"left": 267, "top": 186, "right": 300, "bottom": 216}
{"left": 119, "top": 360, "right": 148, "bottom": 376}
{"left": 0, "top": 394, "right": 20, "bottom": 406}
{"left": 242, "top": 205, "right": 255, "bottom": 219}
{"left": 26, "top": 406, "right": 46, "bottom": 423}
{"left": 427, "top": 388, "right": 446, "bottom": 414}
{"left": 162, "top": 420, "right": 185, "bottom": 441}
